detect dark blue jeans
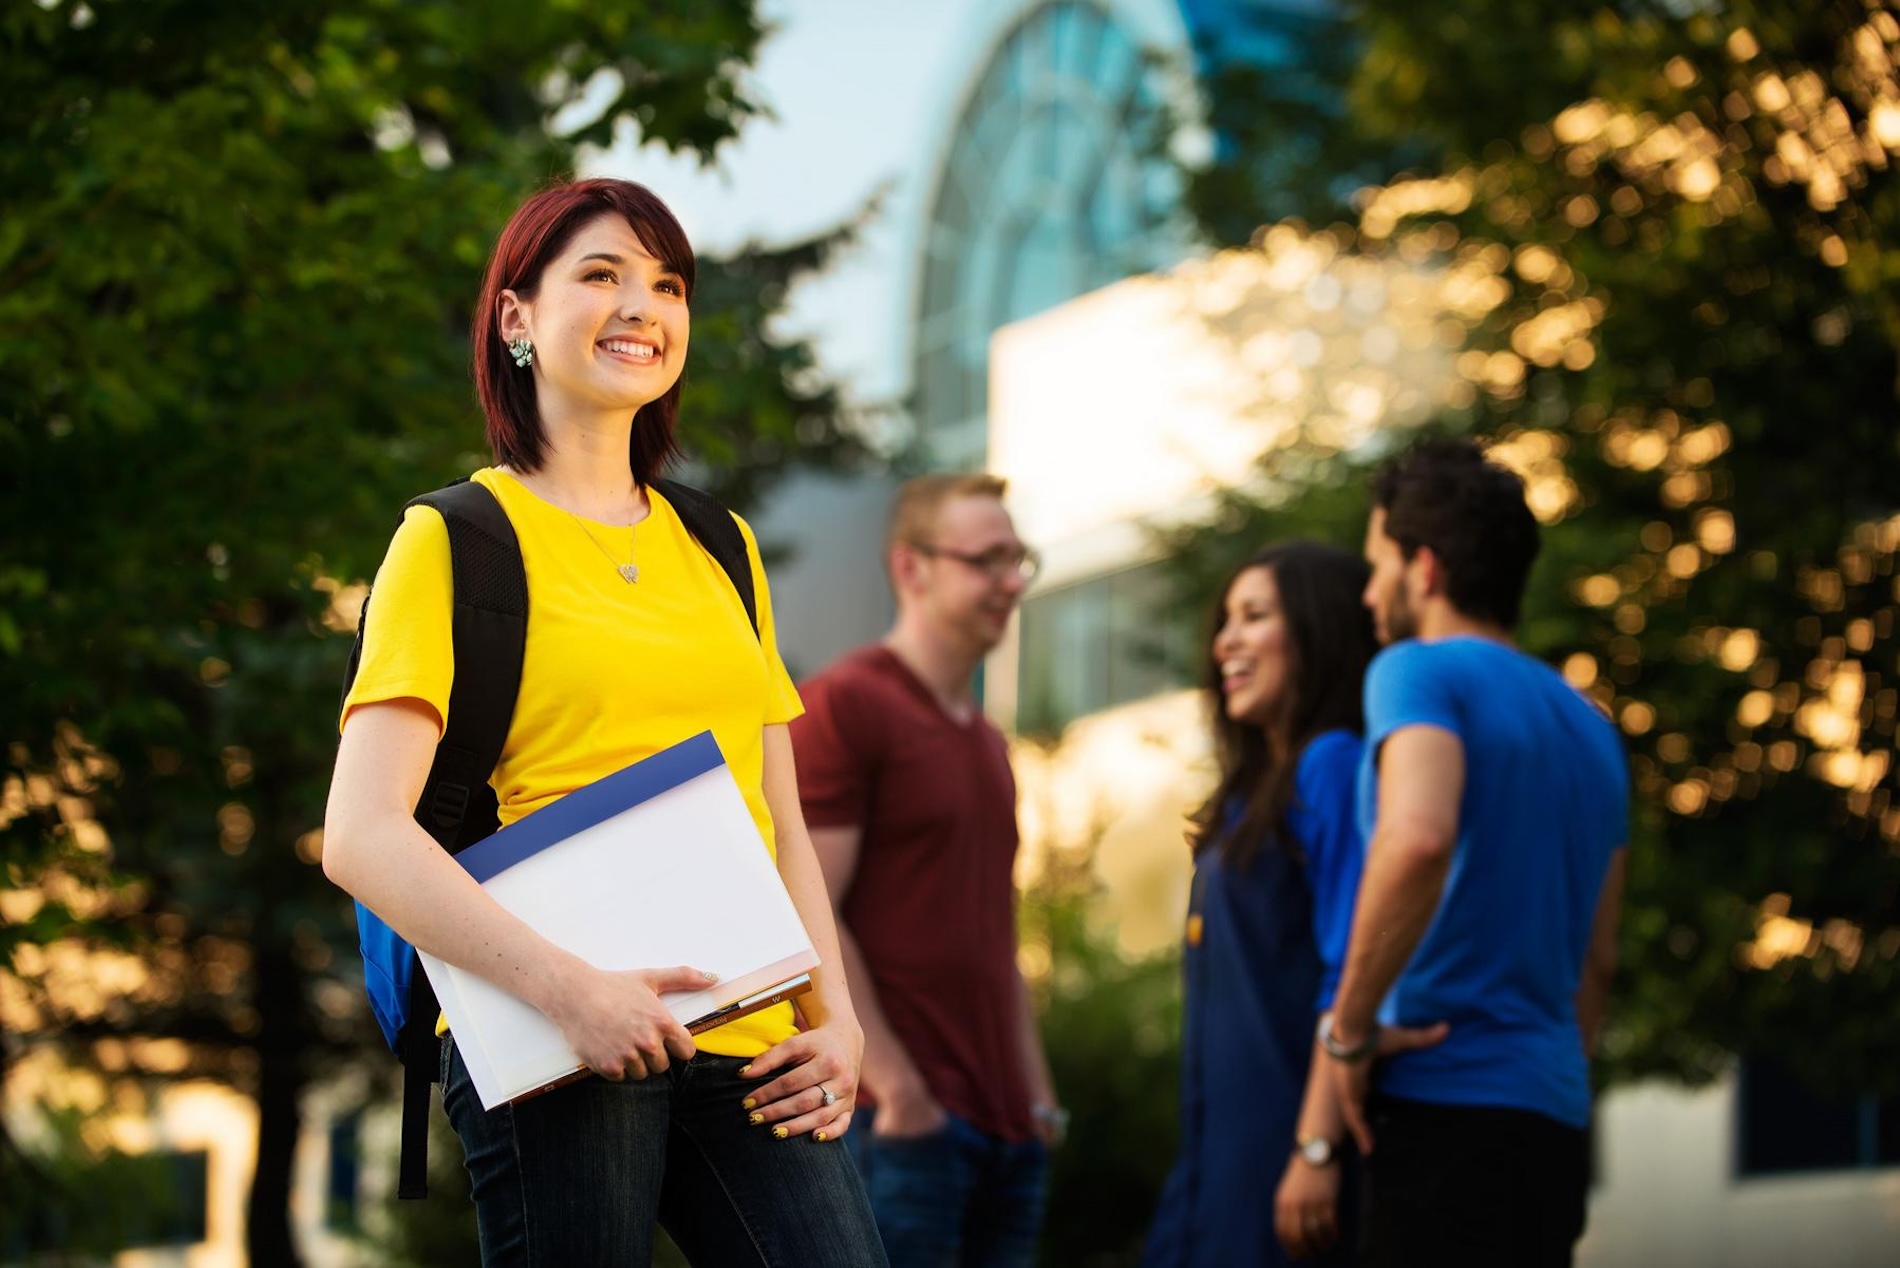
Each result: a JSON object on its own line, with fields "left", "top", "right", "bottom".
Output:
{"left": 850, "top": 1107, "right": 1049, "bottom": 1268}
{"left": 441, "top": 1038, "right": 888, "bottom": 1267}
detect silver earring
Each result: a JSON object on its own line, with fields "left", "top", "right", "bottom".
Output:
{"left": 508, "top": 336, "right": 534, "bottom": 368}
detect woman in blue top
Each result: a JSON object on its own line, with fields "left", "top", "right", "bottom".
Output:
{"left": 1143, "top": 541, "right": 1379, "bottom": 1266}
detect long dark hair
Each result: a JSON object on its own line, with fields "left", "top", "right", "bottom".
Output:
{"left": 1190, "top": 541, "right": 1377, "bottom": 866}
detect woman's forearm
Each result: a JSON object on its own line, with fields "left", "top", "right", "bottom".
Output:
{"left": 773, "top": 819, "right": 859, "bottom": 1030}
{"left": 323, "top": 701, "right": 586, "bottom": 1017}
{"left": 758, "top": 724, "right": 859, "bottom": 1033}
{"left": 1294, "top": 1034, "right": 1347, "bottom": 1144}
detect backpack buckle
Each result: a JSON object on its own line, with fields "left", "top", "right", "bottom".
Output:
{"left": 431, "top": 781, "right": 471, "bottom": 831}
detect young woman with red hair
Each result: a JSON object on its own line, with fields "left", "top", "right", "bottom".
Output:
{"left": 323, "top": 179, "right": 885, "bottom": 1266}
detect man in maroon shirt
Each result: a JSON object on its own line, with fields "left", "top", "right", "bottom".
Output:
{"left": 792, "top": 473, "right": 1063, "bottom": 1268}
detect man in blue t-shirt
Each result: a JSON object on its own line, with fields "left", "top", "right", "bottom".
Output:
{"left": 1322, "top": 438, "right": 1629, "bottom": 1267}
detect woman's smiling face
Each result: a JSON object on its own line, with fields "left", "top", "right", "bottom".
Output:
{"left": 502, "top": 213, "right": 690, "bottom": 417}
{"left": 1214, "top": 564, "right": 1292, "bottom": 729}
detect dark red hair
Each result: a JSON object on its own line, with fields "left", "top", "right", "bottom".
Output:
{"left": 471, "top": 178, "right": 696, "bottom": 485}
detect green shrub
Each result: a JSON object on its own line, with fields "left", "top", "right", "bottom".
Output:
{"left": 1027, "top": 887, "right": 1183, "bottom": 1268}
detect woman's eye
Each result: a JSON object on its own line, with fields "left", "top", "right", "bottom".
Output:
{"left": 586, "top": 268, "right": 617, "bottom": 283}
{"left": 657, "top": 278, "right": 684, "bottom": 296}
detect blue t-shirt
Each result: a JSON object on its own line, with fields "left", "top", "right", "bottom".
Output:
{"left": 1357, "top": 637, "right": 1628, "bottom": 1129}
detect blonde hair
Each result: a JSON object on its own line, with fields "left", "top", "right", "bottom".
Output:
{"left": 885, "top": 473, "right": 1008, "bottom": 556}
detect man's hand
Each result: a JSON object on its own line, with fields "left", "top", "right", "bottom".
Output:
{"left": 1029, "top": 1101, "right": 1069, "bottom": 1148}
{"left": 1326, "top": 1020, "right": 1450, "bottom": 1154}
{"left": 1274, "top": 1153, "right": 1341, "bottom": 1260}
{"left": 870, "top": 1077, "right": 948, "bottom": 1139}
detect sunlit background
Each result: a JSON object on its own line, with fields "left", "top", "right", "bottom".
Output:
{"left": 6, "top": 0, "right": 1900, "bottom": 1264}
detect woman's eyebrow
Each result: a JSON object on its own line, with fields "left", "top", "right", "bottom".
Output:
{"left": 576, "top": 250, "right": 680, "bottom": 276}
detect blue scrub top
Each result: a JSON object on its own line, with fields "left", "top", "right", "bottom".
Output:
{"left": 1143, "top": 729, "right": 1364, "bottom": 1268}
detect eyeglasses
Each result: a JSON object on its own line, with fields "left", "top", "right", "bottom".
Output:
{"left": 908, "top": 541, "right": 1041, "bottom": 583}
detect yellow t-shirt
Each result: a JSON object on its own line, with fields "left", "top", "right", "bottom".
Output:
{"left": 341, "top": 468, "right": 805, "bottom": 1057}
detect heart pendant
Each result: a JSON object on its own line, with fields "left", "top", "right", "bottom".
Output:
{"left": 618, "top": 564, "right": 640, "bottom": 584}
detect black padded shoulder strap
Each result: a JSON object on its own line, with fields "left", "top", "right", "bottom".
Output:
{"left": 404, "top": 479, "right": 528, "bottom": 852}
{"left": 397, "top": 480, "right": 525, "bottom": 1199}
{"left": 342, "top": 478, "right": 528, "bottom": 1199}
{"left": 654, "top": 477, "right": 759, "bottom": 639}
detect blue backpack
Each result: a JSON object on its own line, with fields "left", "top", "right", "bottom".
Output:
{"left": 341, "top": 476, "right": 757, "bottom": 1197}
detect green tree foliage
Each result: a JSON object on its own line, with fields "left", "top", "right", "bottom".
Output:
{"left": 2, "top": 1103, "right": 208, "bottom": 1264}
{"left": 0, "top": 1, "right": 864, "bottom": 1261}
{"left": 1020, "top": 846, "right": 1181, "bottom": 1268}
{"left": 1168, "top": 0, "right": 1900, "bottom": 1094}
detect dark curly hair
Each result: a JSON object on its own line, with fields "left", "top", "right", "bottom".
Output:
{"left": 1372, "top": 437, "right": 1542, "bottom": 630}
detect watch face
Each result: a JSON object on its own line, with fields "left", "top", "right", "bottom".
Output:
{"left": 1300, "top": 1137, "right": 1334, "bottom": 1166}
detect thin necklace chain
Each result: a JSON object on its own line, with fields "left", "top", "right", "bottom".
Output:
{"left": 567, "top": 511, "right": 640, "bottom": 584}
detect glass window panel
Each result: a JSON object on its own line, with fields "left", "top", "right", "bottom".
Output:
{"left": 1736, "top": 1058, "right": 1861, "bottom": 1176}
{"left": 912, "top": 1, "right": 1180, "bottom": 460}
{"left": 934, "top": 416, "right": 989, "bottom": 471}
{"left": 123, "top": 1149, "right": 210, "bottom": 1248}
{"left": 1049, "top": 1, "right": 1081, "bottom": 80}
{"left": 326, "top": 1114, "right": 362, "bottom": 1230}
{"left": 1018, "top": 563, "right": 1194, "bottom": 735}
{"left": 1877, "top": 1094, "right": 1900, "bottom": 1166}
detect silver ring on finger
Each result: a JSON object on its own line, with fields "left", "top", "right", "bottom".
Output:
{"left": 818, "top": 1083, "right": 840, "bottom": 1107}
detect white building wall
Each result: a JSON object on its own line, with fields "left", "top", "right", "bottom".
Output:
{"left": 1582, "top": 1077, "right": 1900, "bottom": 1266}
{"left": 748, "top": 469, "right": 901, "bottom": 679}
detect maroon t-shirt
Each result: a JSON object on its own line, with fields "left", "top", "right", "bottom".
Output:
{"left": 791, "top": 645, "right": 1034, "bottom": 1143}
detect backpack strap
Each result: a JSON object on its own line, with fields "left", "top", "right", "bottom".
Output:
{"left": 394, "top": 987, "right": 436, "bottom": 1198}
{"left": 394, "top": 478, "right": 528, "bottom": 1199}
{"left": 406, "top": 480, "right": 527, "bottom": 853}
{"left": 655, "top": 477, "right": 759, "bottom": 638}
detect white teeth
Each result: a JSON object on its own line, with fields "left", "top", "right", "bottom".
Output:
{"left": 603, "top": 340, "right": 656, "bottom": 358}
{"left": 1221, "top": 660, "right": 1253, "bottom": 677}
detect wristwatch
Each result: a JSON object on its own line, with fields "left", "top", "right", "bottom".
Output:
{"left": 1031, "top": 1103, "right": 1070, "bottom": 1144}
{"left": 1296, "top": 1136, "right": 1337, "bottom": 1167}
{"left": 1317, "top": 1010, "right": 1377, "bottom": 1063}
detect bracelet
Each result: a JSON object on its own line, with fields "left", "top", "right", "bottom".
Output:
{"left": 1317, "top": 1011, "right": 1377, "bottom": 1063}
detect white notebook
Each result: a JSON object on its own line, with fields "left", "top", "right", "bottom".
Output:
{"left": 418, "top": 731, "right": 819, "bottom": 1110}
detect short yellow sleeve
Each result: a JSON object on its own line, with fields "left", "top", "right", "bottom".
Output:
{"left": 340, "top": 505, "right": 454, "bottom": 738}
{"left": 735, "top": 513, "right": 804, "bottom": 727}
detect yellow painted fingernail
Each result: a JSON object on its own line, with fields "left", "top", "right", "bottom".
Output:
{"left": 748, "top": 1113, "right": 764, "bottom": 1126}
{"left": 816, "top": 1131, "right": 828, "bottom": 1142}
{"left": 773, "top": 1126, "right": 788, "bottom": 1140}
{"left": 742, "top": 1097, "right": 757, "bottom": 1110}
{"left": 739, "top": 1064, "right": 753, "bottom": 1077}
